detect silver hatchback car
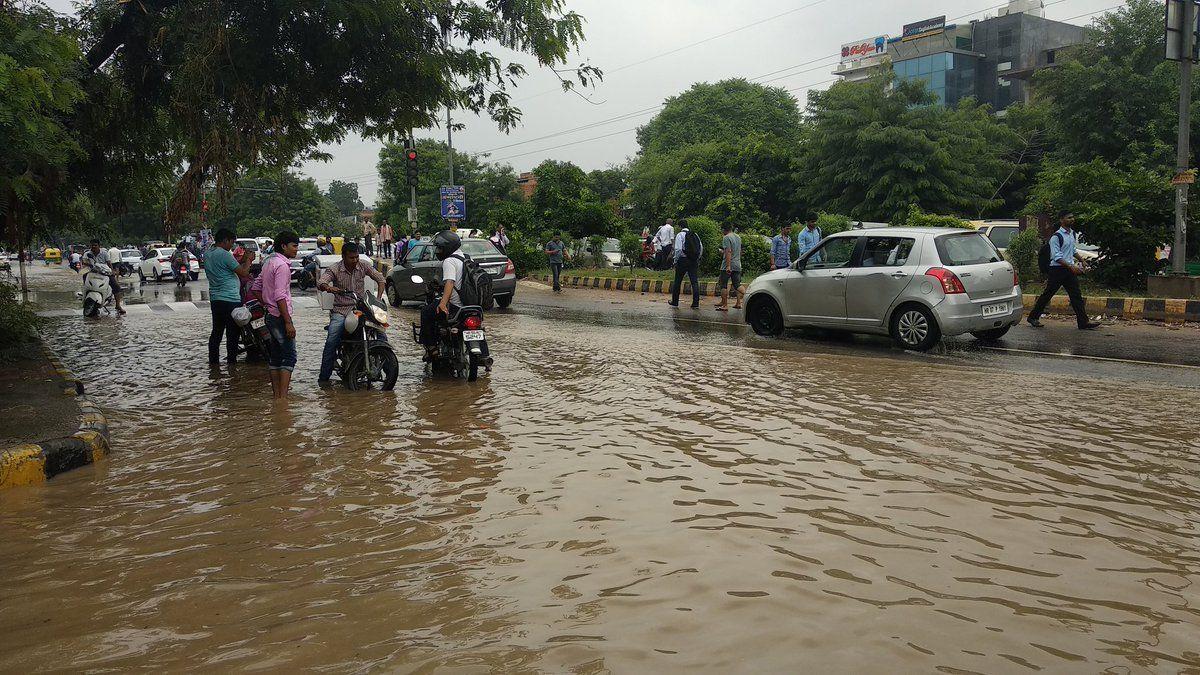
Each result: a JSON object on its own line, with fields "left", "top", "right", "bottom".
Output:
{"left": 744, "top": 227, "right": 1023, "bottom": 351}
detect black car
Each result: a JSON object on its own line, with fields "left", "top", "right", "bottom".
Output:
{"left": 386, "top": 238, "right": 516, "bottom": 308}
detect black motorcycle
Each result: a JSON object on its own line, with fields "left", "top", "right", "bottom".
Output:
{"left": 410, "top": 275, "right": 492, "bottom": 382}
{"left": 332, "top": 290, "right": 399, "bottom": 390}
{"left": 295, "top": 253, "right": 318, "bottom": 291}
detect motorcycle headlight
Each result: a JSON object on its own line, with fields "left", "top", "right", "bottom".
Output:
{"left": 372, "top": 308, "right": 389, "bottom": 326}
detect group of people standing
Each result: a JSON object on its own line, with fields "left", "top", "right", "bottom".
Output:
{"left": 769, "top": 220, "right": 823, "bottom": 271}
{"left": 649, "top": 219, "right": 744, "bottom": 311}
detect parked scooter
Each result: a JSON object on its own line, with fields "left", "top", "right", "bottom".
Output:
{"left": 410, "top": 275, "right": 492, "bottom": 381}
{"left": 331, "top": 290, "right": 398, "bottom": 390}
{"left": 80, "top": 261, "right": 115, "bottom": 317}
{"left": 232, "top": 298, "right": 271, "bottom": 361}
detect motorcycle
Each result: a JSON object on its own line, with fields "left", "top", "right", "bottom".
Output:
{"left": 331, "top": 290, "right": 399, "bottom": 390}
{"left": 174, "top": 260, "right": 189, "bottom": 287}
{"left": 296, "top": 253, "right": 318, "bottom": 291}
{"left": 233, "top": 298, "right": 272, "bottom": 361}
{"left": 410, "top": 275, "right": 492, "bottom": 382}
{"left": 80, "top": 262, "right": 115, "bottom": 317}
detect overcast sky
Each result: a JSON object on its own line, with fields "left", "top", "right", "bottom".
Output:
{"left": 46, "top": 0, "right": 1122, "bottom": 205}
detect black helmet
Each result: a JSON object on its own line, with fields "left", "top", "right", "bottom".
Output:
{"left": 432, "top": 230, "right": 461, "bottom": 260}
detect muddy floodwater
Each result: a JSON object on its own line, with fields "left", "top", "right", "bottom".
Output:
{"left": 1, "top": 274, "right": 1199, "bottom": 672}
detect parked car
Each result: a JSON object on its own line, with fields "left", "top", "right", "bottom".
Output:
{"left": 234, "top": 238, "right": 263, "bottom": 272}
{"left": 385, "top": 238, "right": 516, "bottom": 308}
{"left": 744, "top": 227, "right": 1022, "bottom": 351}
{"left": 255, "top": 237, "right": 274, "bottom": 253}
{"left": 139, "top": 247, "right": 199, "bottom": 282}
{"left": 298, "top": 238, "right": 319, "bottom": 256}
{"left": 973, "top": 221, "right": 1021, "bottom": 254}
{"left": 594, "top": 237, "right": 624, "bottom": 267}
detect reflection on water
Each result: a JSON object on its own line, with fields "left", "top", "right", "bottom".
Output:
{"left": 1, "top": 283, "right": 1198, "bottom": 672}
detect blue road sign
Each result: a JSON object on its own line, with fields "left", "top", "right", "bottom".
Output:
{"left": 440, "top": 186, "right": 466, "bottom": 220}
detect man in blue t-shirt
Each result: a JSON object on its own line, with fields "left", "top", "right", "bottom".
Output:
{"left": 206, "top": 228, "right": 255, "bottom": 365}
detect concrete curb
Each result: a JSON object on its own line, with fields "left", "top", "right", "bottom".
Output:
{"left": 0, "top": 345, "right": 110, "bottom": 490}
{"left": 531, "top": 274, "right": 1200, "bottom": 324}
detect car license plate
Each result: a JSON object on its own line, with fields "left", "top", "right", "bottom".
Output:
{"left": 251, "top": 318, "right": 265, "bottom": 329}
{"left": 981, "top": 302, "right": 1008, "bottom": 317}
{"left": 462, "top": 330, "right": 485, "bottom": 342}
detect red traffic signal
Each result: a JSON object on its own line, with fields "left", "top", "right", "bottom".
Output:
{"left": 406, "top": 150, "right": 417, "bottom": 161}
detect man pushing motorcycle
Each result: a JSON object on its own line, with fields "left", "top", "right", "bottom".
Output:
{"left": 315, "top": 241, "right": 388, "bottom": 384}
{"left": 81, "top": 239, "right": 125, "bottom": 315}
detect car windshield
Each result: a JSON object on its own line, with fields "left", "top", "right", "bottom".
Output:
{"left": 156, "top": 249, "right": 175, "bottom": 257}
{"left": 935, "top": 233, "right": 1002, "bottom": 266}
{"left": 601, "top": 239, "right": 621, "bottom": 253}
{"left": 121, "top": 250, "right": 139, "bottom": 258}
{"left": 460, "top": 240, "right": 503, "bottom": 257}
{"left": 298, "top": 242, "right": 317, "bottom": 252}
{"left": 986, "top": 227, "right": 1018, "bottom": 249}
{"left": 238, "top": 241, "right": 259, "bottom": 251}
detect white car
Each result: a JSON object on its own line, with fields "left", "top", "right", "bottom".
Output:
{"left": 139, "top": 247, "right": 199, "bottom": 282}
{"left": 595, "top": 237, "right": 623, "bottom": 267}
{"left": 235, "top": 238, "right": 262, "bottom": 265}
{"left": 974, "top": 221, "right": 1020, "bottom": 254}
{"left": 255, "top": 237, "right": 274, "bottom": 254}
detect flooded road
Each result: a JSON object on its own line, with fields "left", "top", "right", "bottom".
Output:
{"left": 2, "top": 267, "right": 1199, "bottom": 672}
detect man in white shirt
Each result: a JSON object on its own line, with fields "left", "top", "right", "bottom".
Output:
{"left": 653, "top": 219, "right": 675, "bottom": 252}
{"left": 419, "top": 230, "right": 467, "bottom": 359}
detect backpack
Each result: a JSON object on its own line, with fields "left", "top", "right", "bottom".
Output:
{"left": 683, "top": 229, "right": 703, "bottom": 261}
{"left": 1037, "top": 232, "right": 1064, "bottom": 274}
{"left": 454, "top": 253, "right": 494, "bottom": 310}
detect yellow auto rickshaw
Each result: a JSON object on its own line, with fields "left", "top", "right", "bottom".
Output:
{"left": 43, "top": 247, "right": 62, "bottom": 265}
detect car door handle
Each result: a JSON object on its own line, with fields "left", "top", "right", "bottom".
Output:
{"left": 890, "top": 272, "right": 908, "bottom": 279}
{"left": 833, "top": 273, "right": 846, "bottom": 280}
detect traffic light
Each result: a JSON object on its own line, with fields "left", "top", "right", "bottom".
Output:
{"left": 404, "top": 139, "right": 418, "bottom": 188}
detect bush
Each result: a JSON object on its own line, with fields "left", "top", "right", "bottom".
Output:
{"left": 1006, "top": 227, "right": 1042, "bottom": 284}
{"left": 0, "top": 282, "right": 42, "bottom": 349}
{"left": 505, "top": 233, "right": 544, "bottom": 277}
{"left": 619, "top": 232, "right": 643, "bottom": 266}
{"left": 741, "top": 231, "right": 771, "bottom": 273}
{"left": 816, "top": 212, "right": 853, "bottom": 236}
{"left": 685, "top": 216, "right": 723, "bottom": 275}
{"left": 894, "top": 205, "right": 972, "bottom": 229}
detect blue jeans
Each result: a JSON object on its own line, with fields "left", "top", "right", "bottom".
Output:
{"left": 265, "top": 314, "right": 297, "bottom": 372}
{"left": 319, "top": 311, "right": 346, "bottom": 381}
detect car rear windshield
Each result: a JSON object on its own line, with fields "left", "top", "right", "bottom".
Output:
{"left": 238, "top": 241, "right": 259, "bottom": 250}
{"left": 986, "top": 227, "right": 1018, "bottom": 249}
{"left": 935, "top": 232, "right": 1002, "bottom": 266}
{"left": 461, "top": 240, "right": 502, "bottom": 257}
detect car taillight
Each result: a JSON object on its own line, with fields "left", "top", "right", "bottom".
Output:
{"left": 158, "top": 257, "right": 168, "bottom": 262}
{"left": 504, "top": 260, "right": 515, "bottom": 275}
{"left": 1012, "top": 268, "right": 1019, "bottom": 287}
{"left": 925, "top": 267, "right": 966, "bottom": 294}
{"left": 463, "top": 315, "right": 482, "bottom": 330}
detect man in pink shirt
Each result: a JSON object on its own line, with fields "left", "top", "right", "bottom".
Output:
{"left": 260, "top": 231, "right": 300, "bottom": 399}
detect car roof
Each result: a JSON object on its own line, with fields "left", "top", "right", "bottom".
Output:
{"left": 831, "top": 227, "right": 977, "bottom": 237}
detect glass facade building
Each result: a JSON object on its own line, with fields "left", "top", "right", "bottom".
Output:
{"left": 892, "top": 53, "right": 977, "bottom": 107}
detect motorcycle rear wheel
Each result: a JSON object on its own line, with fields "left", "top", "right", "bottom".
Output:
{"left": 83, "top": 298, "right": 98, "bottom": 318}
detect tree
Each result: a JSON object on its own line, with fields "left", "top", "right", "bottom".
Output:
{"left": 588, "top": 167, "right": 628, "bottom": 203}
{"left": 375, "top": 138, "right": 520, "bottom": 234}
{"left": 530, "top": 159, "right": 617, "bottom": 239}
{"left": 801, "top": 75, "right": 1017, "bottom": 221}
{"left": 325, "top": 180, "right": 364, "bottom": 217}
{"left": 220, "top": 168, "right": 339, "bottom": 237}
{"left": 1, "top": 2, "right": 85, "bottom": 264}
{"left": 70, "top": 0, "right": 601, "bottom": 226}
{"left": 636, "top": 79, "right": 802, "bottom": 154}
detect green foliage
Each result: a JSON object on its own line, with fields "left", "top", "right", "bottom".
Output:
{"left": 504, "top": 232, "right": 544, "bottom": 277}
{"left": 894, "top": 205, "right": 972, "bottom": 229}
{"left": 1026, "top": 160, "right": 1173, "bottom": 287}
{"left": 530, "top": 160, "right": 617, "bottom": 240}
{"left": 0, "top": 281, "right": 42, "bottom": 348}
{"left": 816, "top": 213, "right": 853, "bottom": 236}
{"left": 637, "top": 79, "right": 802, "bottom": 154}
{"left": 801, "top": 75, "right": 1017, "bottom": 222}
{"left": 219, "top": 168, "right": 339, "bottom": 237}
{"left": 588, "top": 167, "right": 628, "bottom": 202}
{"left": 376, "top": 138, "right": 520, "bottom": 235}
{"left": 619, "top": 232, "right": 643, "bottom": 266}
{"left": 486, "top": 200, "right": 536, "bottom": 236}
{"left": 684, "top": 216, "right": 723, "bottom": 275}
{"left": 325, "top": 180, "right": 364, "bottom": 217}
{"left": 740, "top": 232, "right": 771, "bottom": 273}
{"left": 1006, "top": 227, "right": 1043, "bottom": 284}
{"left": 1, "top": 3, "right": 85, "bottom": 249}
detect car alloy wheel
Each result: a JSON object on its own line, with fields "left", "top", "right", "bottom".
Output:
{"left": 896, "top": 309, "right": 929, "bottom": 346}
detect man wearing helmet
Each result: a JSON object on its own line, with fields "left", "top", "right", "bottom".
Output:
{"left": 418, "top": 230, "right": 465, "bottom": 359}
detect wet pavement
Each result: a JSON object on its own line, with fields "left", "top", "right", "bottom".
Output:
{"left": 1, "top": 264, "right": 1198, "bottom": 671}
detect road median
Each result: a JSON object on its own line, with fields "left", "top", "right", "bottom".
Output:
{"left": 0, "top": 344, "right": 109, "bottom": 490}
{"left": 527, "top": 274, "right": 1200, "bottom": 324}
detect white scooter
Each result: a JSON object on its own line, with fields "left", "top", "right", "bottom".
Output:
{"left": 81, "top": 262, "right": 115, "bottom": 317}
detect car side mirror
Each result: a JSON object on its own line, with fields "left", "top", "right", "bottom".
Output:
{"left": 794, "top": 259, "right": 807, "bottom": 272}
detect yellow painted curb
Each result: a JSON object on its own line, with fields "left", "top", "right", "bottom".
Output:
{"left": 0, "top": 445, "right": 48, "bottom": 489}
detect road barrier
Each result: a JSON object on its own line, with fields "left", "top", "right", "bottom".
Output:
{"left": 0, "top": 346, "right": 109, "bottom": 490}
{"left": 529, "top": 274, "right": 1200, "bottom": 324}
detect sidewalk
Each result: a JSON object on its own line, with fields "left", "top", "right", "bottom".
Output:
{"left": 529, "top": 273, "right": 1200, "bottom": 324}
{"left": 0, "top": 343, "right": 109, "bottom": 490}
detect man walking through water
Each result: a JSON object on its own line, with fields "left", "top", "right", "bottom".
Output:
{"left": 261, "top": 231, "right": 300, "bottom": 399}
{"left": 205, "top": 228, "right": 254, "bottom": 365}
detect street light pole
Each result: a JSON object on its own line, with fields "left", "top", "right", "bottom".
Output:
{"left": 1174, "top": 0, "right": 1194, "bottom": 274}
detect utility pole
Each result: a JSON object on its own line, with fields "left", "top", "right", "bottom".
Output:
{"left": 1174, "top": 0, "right": 1195, "bottom": 274}
{"left": 409, "top": 131, "right": 418, "bottom": 231}
{"left": 443, "top": 25, "right": 455, "bottom": 188}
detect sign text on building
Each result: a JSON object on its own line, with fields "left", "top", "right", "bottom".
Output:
{"left": 840, "top": 35, "right": 889, "bottom": 63}
{"left": 901, "top": 15, "right": 946, "bottom": 42}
